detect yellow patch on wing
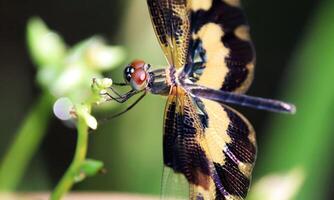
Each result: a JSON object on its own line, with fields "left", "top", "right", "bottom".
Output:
{"left": 225, "top": 195, "right": 243, "bottom": 200}
{"left": 191, "top": 0, "right": 213, "bottom": 11}
{"left": 234, "top": 25, "right": 251, "bottom": 41}
{"left": 191, "top": 178, "right": 217, "bottom": 200}
{"left": 223, "top": 0, "right": 241, "bottom": 7}
{"left": 198, "top": 98, "right": 231, "bottom": 165}
{"left": 170, "top": 1, "right": 192, "bottom": 69}
{"left": 238, "top": 162, "right": 253, "bottom": 178}
{"left": 248, "top": 123, "right": 256, "bottom": 146}
{"left": 193, "top": 23, "right": 230, "bottom": 90}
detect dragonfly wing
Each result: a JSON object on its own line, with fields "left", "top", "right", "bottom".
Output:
{"left": 147, "top": 0, "right": 191, "bottom": 69}
{"left": 188, "top": 0, "right": 255, "bottom": 93}
{"left": 163, "top": 86, "right": 256, "bottom": 199}
{"left": 199, "top": 98, "right": 257, "bottom": 199}
{"left": 163, "top": 86, "right": 214, "bottom": 199}
{"left": 161, "top": 166, "right": 189, "bottom": 200}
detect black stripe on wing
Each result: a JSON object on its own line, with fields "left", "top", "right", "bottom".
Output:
{"left": 163, "top": 86, "right": 257, "bottom": 199}
{"left": 225, "top": 107, "right": 256, "bottom": 164}
{"left": 163, "top": 87, "right": 211, "bottom": 189}
{"left": 199, "top": 99, "right": 257, "bottom": 199}
{"left": 147, "top": 0, "right": 191, "bottom": 69}
{"left": 188, "top": 0, "right": 255, "bottom": 93}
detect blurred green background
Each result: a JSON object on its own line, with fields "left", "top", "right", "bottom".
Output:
{"left": 0, "top": 0, "right": 334, "bottom": 199}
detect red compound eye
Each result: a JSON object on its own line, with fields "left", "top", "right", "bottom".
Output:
{"left": 126, "top": 59, "right": 149, "bottom": 90}
{"left": 132, "top": 69, "right": 147, "bottom": 85}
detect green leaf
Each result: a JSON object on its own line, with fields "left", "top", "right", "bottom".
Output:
{"left": 74, "top": 159, "right": 104, "bottom": 183}
{"left": 80, "top": 159, "right": 104, "bottom": 177}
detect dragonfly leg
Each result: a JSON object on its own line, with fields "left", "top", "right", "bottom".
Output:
{"left": 102, "top": 89, "right": 143, "bottom": 103}
{"left": 97, "top": 92, "right": 147, "bottom": 123}
{"left": 107, "top": 92, "right": 147, "bottom": 119}
{"left": 112, "top": 82, "right": 128, "bottom": 86}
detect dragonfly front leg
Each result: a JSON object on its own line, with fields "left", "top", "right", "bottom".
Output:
{"left": 102, "top": 89, "right": 143, "bottom": 103}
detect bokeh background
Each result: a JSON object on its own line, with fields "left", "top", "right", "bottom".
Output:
{"left": 0, "top": 0, "right": 334, "bottom": 199}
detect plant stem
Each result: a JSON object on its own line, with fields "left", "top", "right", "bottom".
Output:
{"left": 0, "top": 92, "right": 54, "bottom": 191}
{"left": 50, "top": 108, "right": 90, "bottom": 200}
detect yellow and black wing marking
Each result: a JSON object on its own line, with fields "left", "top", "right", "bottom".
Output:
{"left": 147, "top": 0, "right": 255, "bottom": 92}
{"left": 163, "top": 86, "right": 257, "bottom": 199}
{"left": 147, "top": 0, "right": 191, "bottom": 69}
{"left": 189, "top": 0, "right": 255, "bottom": 93}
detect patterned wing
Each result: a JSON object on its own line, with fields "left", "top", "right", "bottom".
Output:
{"left": 161, "top": 166, "right": 189, "bottom": 199}
{"left": 147, "top": 0, "right": 191, "bottom": 69}
{"left": 163, "top": 86, "right": 257, "bottom": 199}
{"left": 199, "top": 98, "right": 257, "bottom": 199}
{"left": 163, "top": 86, "right": 212, "bottom": 199}
{"left": 188, "top": 0, "right": 256, "bottom": 93}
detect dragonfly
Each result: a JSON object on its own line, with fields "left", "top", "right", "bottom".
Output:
{"left": 104, "top": 0, "right": 296, "bottom": 199}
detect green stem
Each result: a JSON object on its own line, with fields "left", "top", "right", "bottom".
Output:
{"left": 50, "top": 109, "right": 90, "bottom": 200}
{"left": 0, "top": 92, "right": 54, "bottom": 191}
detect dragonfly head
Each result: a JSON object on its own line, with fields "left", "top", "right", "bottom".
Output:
{"left": 124, "top": 59, "right": 151, "bottom": 91}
